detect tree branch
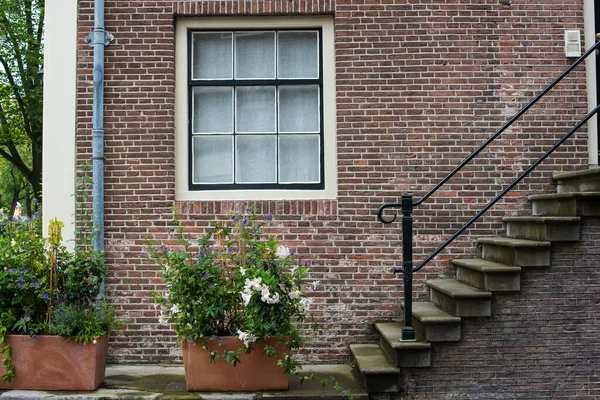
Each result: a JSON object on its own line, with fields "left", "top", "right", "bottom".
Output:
{"left": 0, "top": 100, "right": 32, "bottom": 183}
{"left": 0, "top": 54, "right": 33, "bottom": 140}
{"left": 0, "top": 147, "right": 32, "bottom": 183}
{"left": 0, "top": 10, "right": 27, "bottom": 90}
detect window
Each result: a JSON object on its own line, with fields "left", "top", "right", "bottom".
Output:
{"left": 189, "top": 29, "right": 323, "bottom": 190}
{"left": 176, "top": 17, "right": 336, "bottom": 200}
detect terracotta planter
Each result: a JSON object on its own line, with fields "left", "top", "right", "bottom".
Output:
{"left": 0, "top": 333, "right": 109, "bottom": 391}
{"left": 182, "top": 336, "right": 289, "bottom": 391}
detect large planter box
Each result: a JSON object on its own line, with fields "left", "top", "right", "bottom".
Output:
{"left": 0, "top": 333, "right": 109, "bottom": 391}
{"left": 182, "top": 337, "right": 289, "bottom": 391}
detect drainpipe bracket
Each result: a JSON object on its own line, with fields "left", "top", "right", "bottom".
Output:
{"left": 84, "top": 29, "right": 114, "bottom": 47}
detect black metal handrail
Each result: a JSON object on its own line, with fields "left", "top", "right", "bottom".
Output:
{"left": 378, "top": 39, "right": 600, "bottom": 342}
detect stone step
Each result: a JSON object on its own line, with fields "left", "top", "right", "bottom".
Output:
{"left": 374, "top": 322, "right": 431, "bottom": 368}
{"left": 426, "top": 279, "right": 492, "bottom": 317}
{"left": 349, "top": 344, "right": 400, "bottom": 393}
{"left": 503, "top": 216, "right": 580, "bottom": 242}
{"left": 412, "top": 302, "right": 461, "bottom": 342}
{"left": 452, "top": 258, "right": 521, "bottom": 292}
{"left": 529, "top": 192, "right": 600, "bottom": 217}
{"left": 553, "top": 168, "right": 600, "bottom": 193}
{"left": 477, "top": 236, "right": 551, "bottom": 267}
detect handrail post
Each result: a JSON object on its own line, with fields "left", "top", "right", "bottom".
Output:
{"left": 401, "top": 194, "right": 416, "bottom": 341}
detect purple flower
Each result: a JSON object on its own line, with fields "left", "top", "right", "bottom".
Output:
{"left": 33, "top": 281, "right": 39, "bottom": 288}
{"left": 42, "top": 293, "right": 49, "bottom": 300}
{"left": 8, "top": 268, "right": 15, "bottom": 273}
{"left": 17, "top": 276, "right": 24, "bottom": 281}
{"left": 232, "top": 216, "right": 238, "bottom": 222}
{"left": 140, "top": 252, "right": 148, "bottom": 258}
{"left": 208, "top": 284, "right": 213, "bottom": 289}
{"left": 189, "top": 339, "right": 197, "bottom": 344}
{"left": 204, "top": 272, "right": 209, "bottom": 279}
{"left": 18, "top": 283, "right": 25, "bottom": 288}
{"left": 216, "top": 336, "right": 222, "bottom": 343}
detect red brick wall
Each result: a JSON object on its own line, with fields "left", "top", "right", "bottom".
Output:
{"left": 76, "top": 0, "right": 591, "bottom": 381}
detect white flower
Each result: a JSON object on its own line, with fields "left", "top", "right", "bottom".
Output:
{"left": 311, "top": 281, "right": 320, "bottom": 290}
{"left": 260, "top": 284, "right": 270, "bottom": 296}
{"left": 241, "top": 290, "right": 253, "bottom": 307}
{"left": 289, "top": 289, "right": 302, "bottom": 300}
{"left": 259, "top": 285, "right": 280, "bottom": 304}
{"left": 299, "top": 297, "right": 313, "bottom": 312}
{"left": 170, "top": 304, "right": 180, "bottom": 314}
{"left": 10, "top": 239, "right": 15, "bottom": 247}
{"left": 266, "top": 292, "right": 280, "bottom": 305}
{"left": 158, "top": 312, "right": 170, "bottom": 326}
{"left": 275, "top": 246, "right": 290, "bottom": 259}
{"left": 237, "top": 330, "right": 256, "bottom": 348}
{"left": 239, "top": 266, "right": 246, "bottom": 276}
{"left": 92, "top": 339, "right": 97, "bottom": 344}
{"left": 244, "top": 277, "right": 262, "bottom": 292}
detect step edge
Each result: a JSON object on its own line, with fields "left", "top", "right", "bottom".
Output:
{"left": 552, "top": 168, "right": 600, "bottom": 181}
{"left": 427, "top": 279, "right": 493, "bottom": 299}
{"left": 452, "top": 258, "right": 522, "bottom": 273}
{"left": 349, "top": 344, "right": 400, "bottom": 375}
{"left": 502, "top": 216, "right": 581, "bottom": 223}
{"left": 374, "top": 323, "right": 433, "bottom": 350}
{"left": 528, "top": 192, "right": 600, "bottom": 200}
{"left": 476, "top": 237, "right": 551, "bottom": 247}
{"left": 412, "top": 303, "right": 462, "bottom": 324}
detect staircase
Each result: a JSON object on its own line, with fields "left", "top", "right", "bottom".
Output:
{"left": 351, "top": 168, "right": 600, "bottom": 393}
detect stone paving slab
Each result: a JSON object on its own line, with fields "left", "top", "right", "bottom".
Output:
{"left": 0, "top": 364, "right": 367, "bottom": 400}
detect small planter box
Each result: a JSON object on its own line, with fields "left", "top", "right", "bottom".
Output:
{"left": 0, "top": 333, "right": 109, "bottom": 391}
{"left": 183, "top": 337, "right": 289, "bottom": 391}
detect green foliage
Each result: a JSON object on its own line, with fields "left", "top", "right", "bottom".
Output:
{"left": 73, "top": 162, "right": 94, "bottom": 247}
{"left": 0, "top": 214, "right": 114, "bottom": 382}
{"left": 47, "top": 302, "right": 119, "bottom": 344}
{"left": 0, "top": 0, "right": 44, "bottom": 199}
{"left": 147, "top": 208, "right": 320, "bottom": 374}
{"left": 0, "top": 322, "right": 14, "bottom": 383}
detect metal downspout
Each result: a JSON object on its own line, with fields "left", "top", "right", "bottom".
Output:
{"left": 86, "top": 0, "right": 113, "bottom": 297}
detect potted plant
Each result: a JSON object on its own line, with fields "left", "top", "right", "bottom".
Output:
{"left": 0, "top": 214, "right": 118, "bottom": 390}
{"left": 147, "top": 210, "right": 318, "bottom": 391}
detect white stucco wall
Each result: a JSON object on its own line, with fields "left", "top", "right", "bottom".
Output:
{"left": 42, "top": 0, "right": 77, "bottom": 245}
{"left": 584, "top": 0, "right": 598, "bottom": 166}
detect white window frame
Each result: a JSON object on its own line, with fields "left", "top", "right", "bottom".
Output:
{"left": 175, "top": 17, "right": 337, "bottom": 200}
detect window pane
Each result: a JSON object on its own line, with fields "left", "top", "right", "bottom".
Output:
{"left": 279, "top": 135, "right": 320, "bottom": 183}
{"left": 278, "top": 86, "right": 319, "bottom": 133}
{"left": 235, "top": 86, "right": 276, "bottom": 133}
{"left": 192, "top": 136, "right": 234, "bottom": 184}
{"left": 235, "top": 32, "right": 275, "bottom": 79}
{"left": 192, "top": 87, "right": 233, "bottom": 134}
{"left": 277, "top": 31, "right": 319, "bottom": 79}
{"left": 236, "top": 136, "right": 277, "bottom": 183}
{"left": 192, "top": 32, "right": 233, "bottom": 80}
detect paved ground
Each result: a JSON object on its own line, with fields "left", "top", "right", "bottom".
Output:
{"left": 0, "top": 364, "right": 367, "bottom": 400}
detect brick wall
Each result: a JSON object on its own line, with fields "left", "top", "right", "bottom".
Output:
{"left": 76, "top": 0, "right": 591, "bottom": 381}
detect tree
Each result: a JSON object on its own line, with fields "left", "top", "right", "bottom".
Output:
{"left": 0, "top": 0, "right": 44, "bottom": 201}
{"left": 0, "top": 157, "right": 31, "bottom": 217}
